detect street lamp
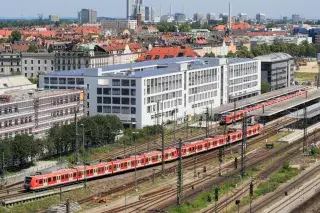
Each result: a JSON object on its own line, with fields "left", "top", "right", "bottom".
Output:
{"left": 80, "top": 124, "right": 86, "bottom": 189}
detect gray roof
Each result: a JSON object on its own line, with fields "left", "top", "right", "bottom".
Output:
{"left": 254, "top": 53, "right": 293, "bottom": 62}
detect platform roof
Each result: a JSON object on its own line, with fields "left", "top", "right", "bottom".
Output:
{"left": 212, "top": 86, "right": 306, "bottom": 115}
{"left": 251, "top": 89, "right": 320, "bottom": 117}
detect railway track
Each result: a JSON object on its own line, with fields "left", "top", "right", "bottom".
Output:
{"left": 75, "top": 118, "right": 296, "bottom": 209}
{"left": 114, "top": 126, "right": 320, "bottom": 213}
{"left": 202, "top": 128, "right": 320, "bottom": 213}
{"left": 0, "top": 117, "right": 295, "bottom": 205}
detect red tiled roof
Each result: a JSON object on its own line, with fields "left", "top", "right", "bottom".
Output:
{"left": 136, "top": 46, "right": 199, "bottom": 62}
{"left": 11, "top": 44, "right": 29, "bottom": 53}
{"left": 247, "top": 31, "right": 287, "bottom": 37}
{"left": 213, "top": 23, "right": 252, "bottom": 31}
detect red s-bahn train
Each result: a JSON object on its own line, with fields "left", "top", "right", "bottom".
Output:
{"left": 220, "top": 90, "right": 307, "bottom": 125}
{"left": 24, "top": 124, "right": 261, "bottom": 191}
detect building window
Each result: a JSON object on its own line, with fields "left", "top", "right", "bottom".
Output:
{"left": 50, "top": 77, "right": 58, "bottom": 84}
{"left": 97, "top": 88, "right": 102, "bottom": 94}
{"left": 76, "top": 78, "right": 84, "bottom": 85}
{"left": 103, "top": 97, "right": 111, "bottom": 104}
{"left": 103, "top": 106, "right": 111, "bottom": 113}
{"left": 45, "top": 60, "right": 47, "bottom": 64}
{"left": 122, "top": 89, "right": 130, "bottom": 96}
{"left": 131, "top": 80, "right": 136, "bottom": 86}
{"left": 31, "top": 67, "right": 33, "bottom": 71}
{"left": 122, "top": 98, "right": 130, "bottom": 105}
{"left": 112, "top": 88, "right": 121, "bottom": 95}
{"left": 31, "top": 60, "right": 33, "bottom": 64}
{"left": 121, "top": 107, "right": 130, "bottom": 114}
{"left": 112, "top": 79, "right": 120, "bottom": 86}
{"left": 44, "top": 77, "right": 49, "bottom": 84}
{"left": 131, "top": 107, "right": 136, "bottom": 114}
{"left": 59, "top": 78, "right": 66, "bottom": 84}
{"left": 67, "top": 78, "right": 75, "bottom": 84}
{"left": 112, "top": 106, "right": 121, "bottom": 113}
{"left": 103, "top": 88, "right": 111, "bottom": 95}
{"left": 97, "top": 106, "right": 102, "bottom": 113}
{"left": 131, "top": 89, "right": 136, "bottom": 96}
{"left": 131, "top": 98, "right": 136, "bottom": 105}
{"left": 24, "top": 60, "right": 27, "bottom": 64}
{"left": 38, "top": 67, "right": 40, "bottom": 71}
{"left": 97, "top": 97, "right": 102, "bottom": 103}
{"left": 121, "top": 79, "right": 130, "bottom": 86}
{"left": 112, "top": 97, "right": 121, "bottom": 104}
{"left": 0, "top": 68, "right": 3, "bottom": 72}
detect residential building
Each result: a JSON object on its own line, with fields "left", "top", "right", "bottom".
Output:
{"left": 0, "top": 76, "right": 85, "bottom": 139}
{"left": 256, "top": 13, "right": 267, "bottom": 22}
{"left": 21, "top": 53, "right": 55, "bottom": 78}
{"left": 101, "top": 20, "right": 137, "bottom": 31}
{"left": 39, "top": 57, "right": 261, "bottom": 128}
{"left": 136, "top": 47, "right": 199, "bottom": 62}
{"left": 254, "top": 53, "right": 294, "bottom": 91}
{"left": 174, "top": 13, "right": 186, "bottom": 23}
{"left": 49, "top": 15, "right": 60, "bottom": 22}
{"left": 194, "top": 13, "right": 205, "bottom": 22}
{"left": 292, "top": 14, "right": 301, "bottom": 23}
{"left": 78, "top": 9, "right": 97, "bottom": 25}
{"left": 207, "top": 13, "right": 216, "bottom": 21}
{"left": 0, "top": 53, "right": 22, "bottom": 75}
{"left": 238, "top": 13, "right": 248, "bottom": 22}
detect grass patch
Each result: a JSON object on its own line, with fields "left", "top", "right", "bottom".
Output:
{"left": 4, "top": 196, "right": 60, "bottom": 213}
{"left": 237, "top": 163, "right": 299, "bottom": 209}
{"left": 169, "top": 168, "right": 259, "bottom": 213}
{"left": 294, "top": 72, "right": 317, "bottom": 83}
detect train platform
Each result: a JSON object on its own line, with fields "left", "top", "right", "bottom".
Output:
{"left": 286, "top": 102, "right": 320, "bottom": 119}
{"left": 251, "top": 89, "right": 320, "bottom": 117}
{"left": 212, "top": 86, "right": 306, "bottom": 115}
{"left": 278, "top": 122, "right": 320, "bottom": 143}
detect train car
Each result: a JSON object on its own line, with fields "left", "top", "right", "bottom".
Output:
{"left": 228, "top": 130, "right": 243, "bottom": 144}
{"left": 143, "top": 151, "right": 162, "bottom": 166}
{"left": 247, "top": 124, "right": 261, "bottom": 137}
{"left": 111, "top": 157, "right": 135, "bottom": 174}
{"left": 192, "top": 140, "right": 208, "bottom": 154}
{"left": 163, "top": 148, "right": 178, "bottom": 162}
{"left": 181, "top": 142, "right": 197, "bottom": 157}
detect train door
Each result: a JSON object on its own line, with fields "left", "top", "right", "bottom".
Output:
{"left": 57, "top": 175, "right": 61, "bottom": 184}
{"left": 43, "top": 178, "right": 48, "bottom": 187}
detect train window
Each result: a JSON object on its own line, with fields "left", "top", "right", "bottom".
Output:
{"left": 114, "top": 165, "right": 117, "bottom": 169}
{"left": 69, "top": 174, "right": 72, "bottom": 178}
{"left": 165, "top": 153, "right": 169, "bottom": 158}
{"left": 39, "top": 179, "right": 43, "bottom": 184}
{"left": 78, "top": 172, "right": 82, "bottom": 176}
{"left": 148, "top": 158, "right": 151, "bottom": 162}
{"left": 73, "top": 172, "right": 76, "bottom": 177}
{"left": 124, "top": 162, "right": 127, "bottom": 167}
{"left": 90, "top": 169, "right": 93, "bottom": 174}
{"left": 141, "top": 159, "right": 144, "bottom": 163}
{"left": 53, "top": 177, "right": 56, "bottom": 181}
{"left": 48, "top": 178, "right": 52, "bottom": 182}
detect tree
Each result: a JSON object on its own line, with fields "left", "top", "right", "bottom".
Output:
{"left": 204, "top": 52, "right": 216, "bottom": 57}
{"left": 261, "top": 82, "right": 271, "bottom": 94}
{"left": 9, "top": 30, "right": 21, "bottom": 43}
{"left": 157, "top": 22, "right": 176, "bottom": 32}
{"left": 179, "top": 23, "right": 191, "bottom": 32}
{"left": 28, "top": 45, "right": 38, "bottom": 53}
{"left": 226, "top": 51, "right": 237, "bottom": 58}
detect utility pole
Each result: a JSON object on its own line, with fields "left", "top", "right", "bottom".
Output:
{"left": 161, "top": 101, "right": 165, "bottom": 175}
{"left": 81, "top": 124, "right": 86, "bottom": 189}
{"left": 303, "top": 103, "right": 307, "bottom": 153}
{"left": 75, "top": 111, "right": 78, "bottom": 163}
{"left": 206, "top": 107, "right": 209, "bottom": 138}
{"left": 241, "top": 113, "right": 247, "bottom": 177}
{"left": 233, "top": 96, "right": 236, "bottom": 125}
{"left": 177, "top": 138, "right": 183, "bottom": 206}
{"left": 157, "top": 100, "right": 160, "bottom": 127}
{"left": 317, "top": 63, "right": 320, "bottom": 89}
{"left": 133, "top": 133, "right": 138, "bottom": 190}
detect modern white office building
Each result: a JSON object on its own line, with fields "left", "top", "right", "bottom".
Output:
{"left": 39, "top": 58, "right": 261, "bottom": 128}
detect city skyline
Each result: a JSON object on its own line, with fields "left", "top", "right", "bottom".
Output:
{"left": 1, "top": 0, "right": 320, "bottom": 20}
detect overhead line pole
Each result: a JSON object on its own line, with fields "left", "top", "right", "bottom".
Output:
{"left": 177, "top": 138, "right": 183, "bottom": 206}
{"left": 241, "top": 113, "right": 247, "bottom": 177}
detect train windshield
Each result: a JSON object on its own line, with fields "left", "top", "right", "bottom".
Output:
{"left": 25, "top": 177, "right": 32, "bottom": 184}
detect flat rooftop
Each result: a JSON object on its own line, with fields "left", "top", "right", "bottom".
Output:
{"left": 0, "top": 89, "right": 82, "bottom": 103}
{"left": 45, "top": 57, "right": 256, "bottom": 78}
{"left": 251, "top": 89, "right": 320, "bottom": 117}
{"left": 212, "top": 86, "right": 307, "bottom": 115}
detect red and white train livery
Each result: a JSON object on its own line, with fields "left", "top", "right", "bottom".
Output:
{"left": 24, "top": 124, "right": 261, "bottom": 190}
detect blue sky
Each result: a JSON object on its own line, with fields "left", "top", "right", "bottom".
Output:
{"left": 1, "top": 0, "right": 318, "bottom": 19}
